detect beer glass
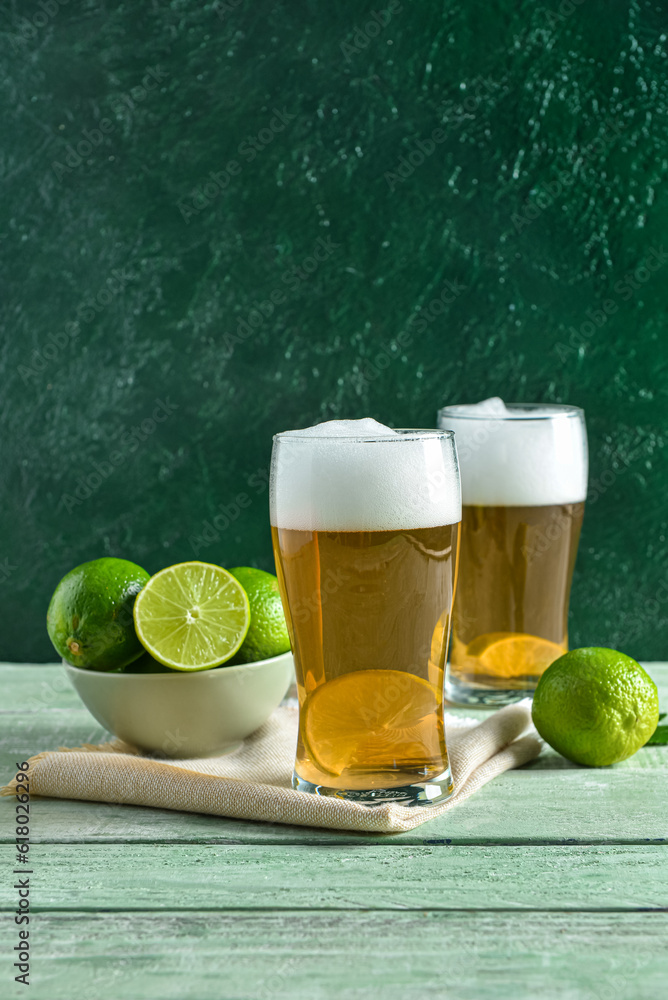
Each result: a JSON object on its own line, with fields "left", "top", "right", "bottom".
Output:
{"left": 438, "top": 401, "right": 588, "bottom": 706}
{"left": 270, "top": 420, "right": 461, "bottom": 805}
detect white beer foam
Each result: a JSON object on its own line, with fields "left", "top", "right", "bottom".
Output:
{"left": 271, "top": 418, "right": 461, "bottom": 530}
{"left": 438, "top": 399, "right": 588, "bottom": 506}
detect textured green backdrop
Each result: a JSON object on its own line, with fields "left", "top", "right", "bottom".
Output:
{"left": 2, "top": 0, "right": 667, "bottom": 662}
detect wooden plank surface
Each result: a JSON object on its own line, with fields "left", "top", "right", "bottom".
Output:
{"left": 2, "top": 911, "right": 667, "bottom": 1000}
{"left": 2, "top": 767, "right": 667, "bottom": 846}
{"left": 1, "top": 664, "right": 667, "bottom": 846}
{"left": 0, "top": 843, "right": 665, "bottom": 912}
{"left": 1, "top": 663, "right": 667, "bottom": 1000}
{"left": 0, "top": 663, "right": 79, "bottom": 713}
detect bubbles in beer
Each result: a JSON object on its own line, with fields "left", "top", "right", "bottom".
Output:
{"left": 438, "top": 398, "right": 588, "bottom": 506}
{"left": 271, "top": 418, "right": 461, "bottom": 530}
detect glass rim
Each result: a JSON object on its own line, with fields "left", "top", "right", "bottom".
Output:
{"left": 272, "top": 427, "right": 456, "bottom": 443}
{"left": 438, "top": 402, "right": 585, "bottom": 422}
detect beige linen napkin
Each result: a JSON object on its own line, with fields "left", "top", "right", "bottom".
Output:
{"left": 2, "top": 702, "right": 540, "bottom": 834}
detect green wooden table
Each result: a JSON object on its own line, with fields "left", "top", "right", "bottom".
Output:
{"left": 1, "top": 663, "right": 667, "bottom": 999}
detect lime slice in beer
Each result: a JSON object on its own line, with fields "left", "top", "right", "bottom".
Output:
{"left": 303, "top": 669, "right": 440, "bottom": 777}
{"left": 465, "top": 632, "right": 565, "bottom": 678}
{"left": 133, "top": 562, "right": 250, "bottom": 671}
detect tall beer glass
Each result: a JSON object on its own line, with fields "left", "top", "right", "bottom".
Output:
{"left": 270, "top": 420, "right": 461, "bottom": 805}
{"left": 438, "top": 401, "right": 587, "bottom": 706}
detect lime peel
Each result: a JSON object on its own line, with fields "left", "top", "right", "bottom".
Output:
{"left": 228, "top": 566, "right": 291, "bottom": 663}
{"left": 532, "top": 647, "right": 659, "bottom": 766}
{"left": 47, "top": 557, "right": 150, "bottom": 671}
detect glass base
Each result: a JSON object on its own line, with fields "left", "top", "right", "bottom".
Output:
{"left": 445, "top": 675, "right": 534, "bottom": 707}
{"left": 292, "top": 767, "right": 453, "bottom": 807}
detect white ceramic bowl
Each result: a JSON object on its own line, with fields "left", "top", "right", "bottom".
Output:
{"left": 64, "top": 651, "right": 294, "bottom": 758}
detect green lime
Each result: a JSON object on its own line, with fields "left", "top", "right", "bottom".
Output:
{"left": 228, "top": 567, "right": 291, "bottom": 663}
{"left": 47, "top": 558, "right": 150, "bottom": 671}
{"left": 133, "top": 561, "right": 250, "bottom": 671}
{"left": 532, "top": 647, "right": 659, "bottom": 766}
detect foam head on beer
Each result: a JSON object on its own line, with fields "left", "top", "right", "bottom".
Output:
{"left": 439, "top": 398, "right": 588, "bottom": 506}
{"left": 271, "top": 418, "right": 461, "bottom": 531}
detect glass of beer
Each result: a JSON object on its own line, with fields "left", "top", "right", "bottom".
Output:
{"left": 438, "top": 399, "right": 588, "bottom": 706}
{"left": 270, "top": 419, "right": 461, "bottom": 806}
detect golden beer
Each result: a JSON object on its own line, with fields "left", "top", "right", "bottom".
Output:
{"left": 270, "top": 420, "right": 461, "bottom": 804}
{"left": 449, "top": 502, "right": 585, "bottom": 692}
{"left": 272, "top": 524, "right": 459, "bottom": 792}
{"left": 438, "top": 401, "right": 588, "bottom": 705}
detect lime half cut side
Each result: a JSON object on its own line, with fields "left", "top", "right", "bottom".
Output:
{"left": 133, "top": 562, "right": 251, "bottom": 671}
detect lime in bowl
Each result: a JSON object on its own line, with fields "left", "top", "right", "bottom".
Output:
{"left": 57, "top": 560, "right": 294, "bottom": 757}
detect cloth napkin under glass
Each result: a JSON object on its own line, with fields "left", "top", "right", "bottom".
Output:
{"left": 2, "top": 701, "right": 540, "bottom": 834}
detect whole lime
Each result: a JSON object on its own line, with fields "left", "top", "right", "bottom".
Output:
{"left": 532, "top": 647, "right": 659, "bottom": 766}
{"left": 228, "top": 567, "right": 291, "bottom": 663}
{"left": 47, "top": 558, "right": 150, "bottom": 671}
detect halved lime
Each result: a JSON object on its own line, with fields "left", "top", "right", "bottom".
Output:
{"left": 133, "top": 562, "right": 250, "bottom": 671}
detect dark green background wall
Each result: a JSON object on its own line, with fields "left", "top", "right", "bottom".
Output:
{"left": 2, "top": 0, "right": 667, "bottom": 662}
